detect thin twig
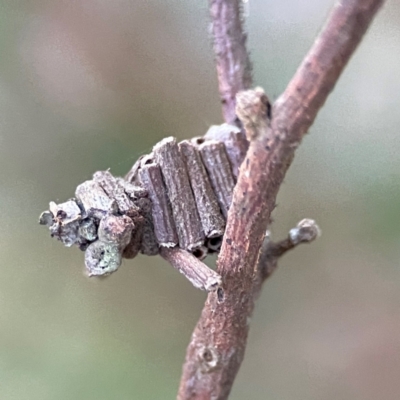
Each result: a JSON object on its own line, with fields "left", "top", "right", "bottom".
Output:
{"left": 178, "top": 0, "right": 384, "bottom": 398}
{"left": 209, "top": 0, "right": 253, "bottom": 125}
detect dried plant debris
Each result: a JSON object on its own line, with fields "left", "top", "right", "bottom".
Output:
{"left": 39, "top": 174, "right": 147, "bottom": 277}
{"left": 39, "top": 124, "right": 248, "bottom": 289}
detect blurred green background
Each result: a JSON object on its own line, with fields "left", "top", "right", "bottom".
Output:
{"left": 1, "top": 1, "right": 399, "bottom": 399}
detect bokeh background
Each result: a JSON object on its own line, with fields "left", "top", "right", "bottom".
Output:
{"left": 1, "top": 0, "right": 399, "bottom": 399}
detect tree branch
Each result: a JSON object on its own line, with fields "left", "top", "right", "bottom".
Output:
{"left": 209, "top": 0, "right": 253, "bottom": 125}
{"left": 178, "top": 0, "right": 384, "bottom": 398}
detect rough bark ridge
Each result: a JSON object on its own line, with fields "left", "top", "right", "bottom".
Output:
{"left": 178, "top": 0, "right": 385, "bottom": 399}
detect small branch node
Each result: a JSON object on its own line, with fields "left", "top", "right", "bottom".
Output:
{"left": 198, "top": 345, "right": 220, "bottom": 373}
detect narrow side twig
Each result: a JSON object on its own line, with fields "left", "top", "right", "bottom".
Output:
{"left": 178, "top": 1, "right": 384, "bottom": 399}
{"left": 209, "top": 0, "right": 253, "bottom": 125}
{"left": 257, "top": 219, "right": 321, "bottom": 284}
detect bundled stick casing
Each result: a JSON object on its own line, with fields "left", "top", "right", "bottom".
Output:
{"left": 160, "top": 247, "right": 222, "bottom": 292}
{"left": 153, "top": 137, "right": 204, "bottom": 251}
{"left": 139, "top": 163, "right": 178, "bottom": 247}
{"left": 136, "top": 197, "right": 159, "bottom": 256}
{"left": 178, "top": 140, "right": 225, "bottom": 238}
{"left": 75, "top": 180, "right": 117, "bottom": 219}
{"left": 204, "top": 123, "right": 249, "bottom": 180}
{"left": 122, "top": 215, "right": 144, "bottom": 259}
{"left": 40, "top": 125, "right": 250, "bottom": 286}
{"left": 93, "top": 170, "right": 139, "bottom": 218}
{"left": 197, "top": 140, "right": 236, "bottom": 218}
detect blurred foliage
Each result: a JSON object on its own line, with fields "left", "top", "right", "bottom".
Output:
{"left": 1, "top": 1, "right": 399, "bottom": 399}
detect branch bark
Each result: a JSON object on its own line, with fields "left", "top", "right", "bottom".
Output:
{"left": 178, "top": 0, "right": 385, "bottom": 399}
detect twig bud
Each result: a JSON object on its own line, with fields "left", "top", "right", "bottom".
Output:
{"left": 236, "top": 87, "right": 271, "bottom": 140}
{"left": 289, "top": 219, "right": 321, "bottom": 245}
